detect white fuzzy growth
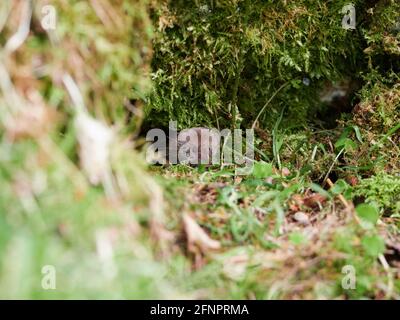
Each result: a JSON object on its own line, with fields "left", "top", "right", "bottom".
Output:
{"left": 75, "top": 113, "right": 113, "bottom": 186}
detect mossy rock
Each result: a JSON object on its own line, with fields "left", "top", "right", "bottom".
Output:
{"left": 145, "top": 0, "right": 399, "bottom": 130}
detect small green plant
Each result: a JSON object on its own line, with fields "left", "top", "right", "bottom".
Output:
{"left": 355, "top": 174, "right": 400, "bottom": 215}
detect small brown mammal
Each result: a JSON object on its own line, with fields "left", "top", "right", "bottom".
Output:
{"left": 172, "top": 127, "right": 221, "bottom": 165}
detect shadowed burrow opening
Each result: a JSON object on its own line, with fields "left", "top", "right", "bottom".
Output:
{"left": 314, "top": 79, "right": 362, "bottom": 129}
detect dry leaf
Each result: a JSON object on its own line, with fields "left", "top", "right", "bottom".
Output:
{"left": 293, "top": 212, "right": 310, "bottom": 226}
{"left": 303, "top": 193, "right": 326, "bottom": 208}
{"left": 222, "top": 253, "right": 249, "bottom": 280}
{"left": 281, "top": 167, "right": 290, "bottom": 177}
{"left": 183, "top": 214, "right": 221, "bottom": 254}
{"left": 6, "top": 91, "right": 54, "bottom": 141}
{"left": 75, "top": 113, "right": 113, "bottom": 186}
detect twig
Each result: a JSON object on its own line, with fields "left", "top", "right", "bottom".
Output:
{"left": 326, "top": 178, "right": 360, "bottom": 224}
{"left": 378, "top": 254, "right": 394, "bottom": 299}
{"left": 4, "top": 0, "right": 33, "bottom": 54}
{"left": 62, "top": 74, "right": 87, "bottom": 114}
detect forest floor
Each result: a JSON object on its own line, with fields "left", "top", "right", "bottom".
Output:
{"left": 1, "top": 0, "right": 400, "bottom": 301}
{"left": 150, "top": 151, "right": 400, "bottom": 299}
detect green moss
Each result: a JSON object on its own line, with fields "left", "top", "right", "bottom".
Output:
{"left": 0, "top": 0, "right": 179, "bottom": 299}
{"left": 145, "top": 0, "right": 380, "bottom": 129}
{"left": 354, "top": 173, "right": 400, "bottom": 215}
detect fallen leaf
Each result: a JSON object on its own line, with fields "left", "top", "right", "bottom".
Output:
{"left": 75, "top": 112, "right": 113, "bottom": 186}
{"left": 281, "top": 167, "right": 290, "bottom": 177}
{"left": 303, "top": 193, "right": 326, "bottom": 208}
{"left": 183, "top": 214, "right": 221, "bottom": 254}
{"left": 293, "top": 212, "right": 310, "bottom": 226}
{"left": 222, "top": 253, "right": 249, "bottom": 280}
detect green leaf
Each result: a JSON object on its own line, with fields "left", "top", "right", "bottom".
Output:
{"left": 289, "top": 232, "right": 307, "bottom": 245}
{"left": 335, "top": 138, "right": 357, "bottom": 151}
{"left": 356, "top": 204, "right": 379, "bottom": 229}
{"left": 310, "top": 183, "right": 332, "bottom": 200}
{"left": 290, "top": 79, "right": 302, "bottom": 89}
{"left": 252, "top": 162, "right": 273, "bottom": 179}
{"left": 343, "top": 188, "right": 353, "bottom": 200}
{"left": 362, "top": 235, "right": 385, "bottom": 257}
{"left": 331, "top": 179, "right": 349, "bottom": 195}
{"left": 352, "top": 126, "right": 363, "bottom": 143}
